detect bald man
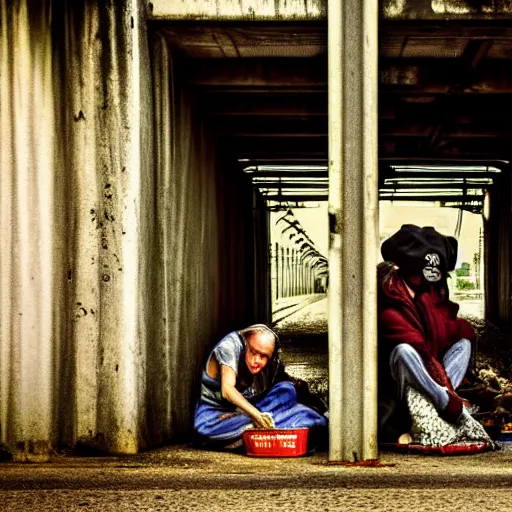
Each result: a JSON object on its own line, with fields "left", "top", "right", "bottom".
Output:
{"left": 194, "top": 324, "right": 327, "bottom": 449}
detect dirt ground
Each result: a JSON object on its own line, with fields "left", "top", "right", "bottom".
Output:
{"left": 2, "top": 446, "right": 512, "bottom": 511}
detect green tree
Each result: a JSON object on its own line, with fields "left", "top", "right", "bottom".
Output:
{"left": 456, "top": 278, "right": 475, "bottom": 291}
{"left": 455, "top": 262, "right": 470, "bottom": 277}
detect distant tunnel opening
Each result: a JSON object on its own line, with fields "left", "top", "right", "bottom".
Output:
{"left": 148, "top": 18, "right": 512, "bottom": 447}
{"left": 244, "top": 162, "right": 502, "bottom": 426}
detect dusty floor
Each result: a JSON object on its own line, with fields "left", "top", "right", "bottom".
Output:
{"left": 2, "top": 296, "right": 511, "bottom": 511}
{"left": 1, "top": 444, "right": 512, "bottom": 511}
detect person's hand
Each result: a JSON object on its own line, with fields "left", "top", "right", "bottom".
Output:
{"left": 252, "top": 411, "right": 275, "bottom": 429}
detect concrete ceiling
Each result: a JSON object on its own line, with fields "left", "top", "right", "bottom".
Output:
{"left": 154, "top": 20, "right": 512, "bottom": 204}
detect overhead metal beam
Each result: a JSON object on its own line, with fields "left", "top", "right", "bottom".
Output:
{"left": 202, "top": 92, "right": 327, "bottom": 117}
{"left": 218, "top": 136, "right": 327, "bottom": 156}
{"left": 209, "top": 116, "right": 327, "bottom": 137}
{"left": 255, "top": 182, "right": 328, "bottom": 189}
{"left": 380, "top": 194, "right": 485, "bottom": 202}
{"left": 261, "top": 194, "right": 327, "bottom": 202}
{"left": 380, "top": 59, "right": 512, "bottom": 93}
{"left": 149, "top": 0, "right": 327, "bottom": 20}
{"left": 380, "top": 22, "right": 512, "bottom": 39}
{"left": 186, "top": 57, "right": 512, "bottom": 93}
{"left": 378, "top": 157, "right": 508, "bottom": 167}
{"left": 243, "top": 170, "right": 328, "bottom": 178}
{"left": 379, "top": 139, "right": 512, "bottom": 159}
{"left": 185, "top": 58, "right": 327, "bottom": 87}
{"left": 151, "top": 0, "right": 512, "bottom": 21}
{"left": 382, "top": 0, "right": 512, "bottom": 21}
{"left": 236, "top": 157, "right": 329, "bottom": 166}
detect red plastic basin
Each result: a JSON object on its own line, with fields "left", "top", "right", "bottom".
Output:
{"left": 242, "top": 428, "right": 309, "bottom": 457}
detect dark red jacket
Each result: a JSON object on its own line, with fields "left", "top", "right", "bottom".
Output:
{"left": 378, "top": 267, "right": 474, "bottom": 390}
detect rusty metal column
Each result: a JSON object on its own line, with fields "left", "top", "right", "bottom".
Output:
{"left": 328, "top": 0, "right": 379, "bottom": 461}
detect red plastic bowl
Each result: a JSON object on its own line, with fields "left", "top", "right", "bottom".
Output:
{"left": 242, "top": 428, "right": 309, "bottom": 457}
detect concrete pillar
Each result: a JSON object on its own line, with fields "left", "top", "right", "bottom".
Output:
{"left": 327, "top": 0, "right": 379, "bottom": 461}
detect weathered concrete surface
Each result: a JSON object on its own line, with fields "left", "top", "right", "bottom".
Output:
{"left": 2, "top": 487, "right": 512, "bottom": 512}
{"left": 0, "top": 0, "right": 260, "bottom": 456}
{"left": 1, "top": 446, "right": 512, "bottom": 510}
{"left": 328, "top": 0, "right": 379, "bottom": 462}
{"left": 383, "top": 0, "right": 512, "bottom": 19}
{"left": 149, "top": 0, "right": 512, "bottom": 20}
{"left": 0, "top": 0, "right": 153, "bottom": 455}
{"left": 149, "top": 0, "right": 326, "bottom": 20}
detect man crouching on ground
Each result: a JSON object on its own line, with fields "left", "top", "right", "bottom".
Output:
{"left": 194, "top": 324, "right": 327, "bottom": 450}
{"left": 377, "top": 224, "right": 475, "bottom": 444}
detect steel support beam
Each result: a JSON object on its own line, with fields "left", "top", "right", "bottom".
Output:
{"left": 328, "top": 0, "right": 379, "bottom": 461}
{"left": 187, "top": 57, "right": 512, "bottom": 93}
{"left": 262, "top": 194, "right": 328, "bottom": 202}
{"left": 185, "top": 58, "right": 327, "bottom": 87}
{"left": 201, "top": 92, "right": 327, "bottom": 117}
{"left": 254, "top": 182, "right": 328, "bottom": 189}
{"left": 211, "top": 116, "right": 328, "bottom": 137}
{"left": 381, "top": 59, "right": 512, "bottom": 94}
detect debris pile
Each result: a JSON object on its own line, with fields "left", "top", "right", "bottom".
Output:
{"left": 460, "top": 314, "right": 512, "bottom": 429}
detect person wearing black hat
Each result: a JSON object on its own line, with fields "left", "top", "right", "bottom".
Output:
{"left": 377, "top": 224, "right": 475, "bottom": 443}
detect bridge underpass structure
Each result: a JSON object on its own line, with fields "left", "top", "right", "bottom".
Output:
{"left": 2, "top": 0, "right": 512, "bottom": 462}
{"left": 155, "top": 6, "right": 512, "bottom": 460}
{"left": 157, "top": 11, "right": 512, "bottom": 328}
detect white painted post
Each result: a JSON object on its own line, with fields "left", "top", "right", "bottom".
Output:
{"left": 328, "top": 0, "right": 379, "bottom": 461}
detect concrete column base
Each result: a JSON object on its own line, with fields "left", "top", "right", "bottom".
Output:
{"left": 9, "top": 440, "right": 53, "bottom": 463}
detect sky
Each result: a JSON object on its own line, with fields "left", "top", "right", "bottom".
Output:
{"left": 281, "top": 201, "right": 483, "bottom": 271}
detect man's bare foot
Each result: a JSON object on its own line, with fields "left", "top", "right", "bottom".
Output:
{"left": 398, "top": 432, "right": 413, "bottom": 445}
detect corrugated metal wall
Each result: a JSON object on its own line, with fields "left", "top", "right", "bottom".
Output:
{"left": 1, "top": 0, "right": 260, "bottom": 454}
{"left": 1, "top": 0, "right": 154, "bottom": 454}
{"left": 148, "top": 34, "right": 260, "bottom": 444}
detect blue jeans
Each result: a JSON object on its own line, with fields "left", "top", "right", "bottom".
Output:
{"left": 389, "top": 339, "right": 471, "bottom": 411}
{"left": 194, "top": 381, "right": 327, "bottom": 442}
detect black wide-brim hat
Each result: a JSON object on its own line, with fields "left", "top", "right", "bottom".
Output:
{"left": 381, "top": 224, "right": 458, "bottom": 282}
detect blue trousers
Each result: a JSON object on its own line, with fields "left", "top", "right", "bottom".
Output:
{"left": 194, "top": 381, "right": 327, "bottom": 442}
{"left": 390, "top": 339, "right": 471, "bottom": 411}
